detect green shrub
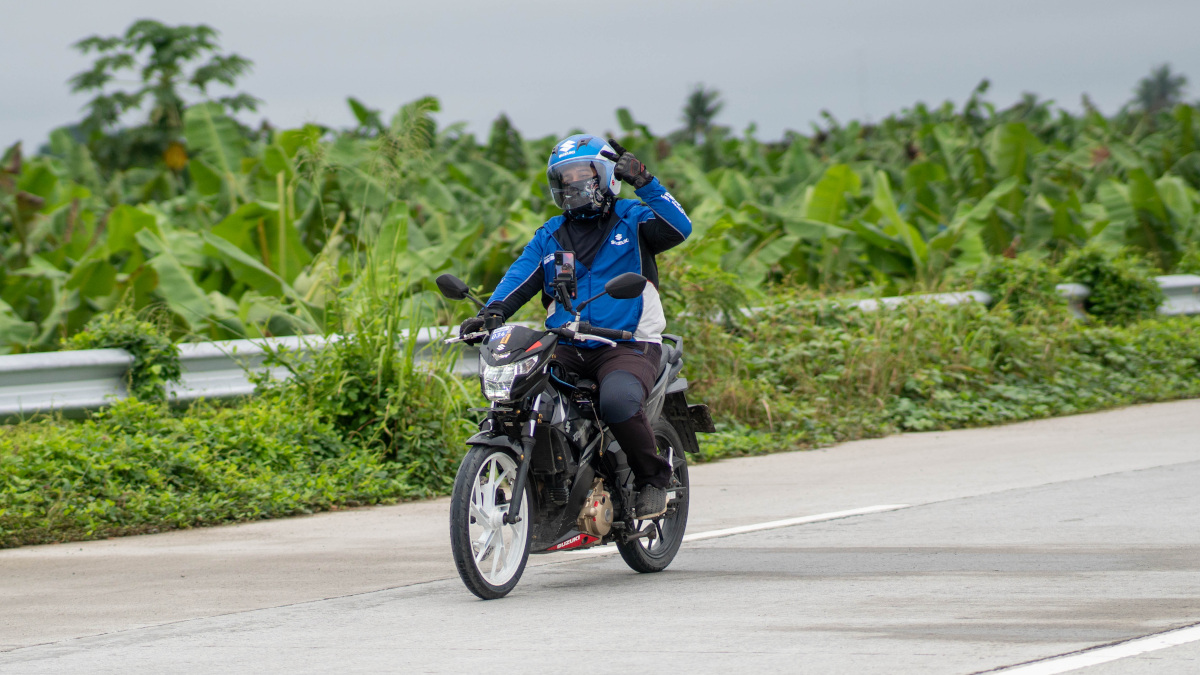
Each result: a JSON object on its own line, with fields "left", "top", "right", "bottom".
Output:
{"left": 1058, "top": 246, "right": 1164, "bottom": 324}
{"left": 683, "top": 293, "right": 1200, "bottom": 462}
{"left": 66, "top": 307, "right": 182, "bottom": 402}
{"left": 659, "top": 254, "right": 755, "bottom": 327}
{"left": 0, "top": 243, "right": 480, "bottom": 547}
{"left": 257, "top": 239, "right": 479, "bottom": 497}
{"left": 1174, "top": 244, "right": 1200, "bottom": 275}
{"left": 974, "top": 254, "right": 1067, "bottom": 323}
{"left": 0, "top": 395, "right": 417, "bottom": 548}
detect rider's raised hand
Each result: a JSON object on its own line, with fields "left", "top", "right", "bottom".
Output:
{"left": 600, "top": 138, "right": 654, "bottom": 189}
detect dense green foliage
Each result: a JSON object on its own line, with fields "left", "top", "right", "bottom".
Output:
{"left": 3, "top": 67, "right": 1200, "bottom": 353}
{"left": 68, "top": 20, "right": 259, "bottom": 174}
{"left": 0, "top": 265, "right": 478, "bottom": 547}
{"left": 974, "top": 254, "right": 1065, "bottom": 323}
{"left": 678, "top": 297, "right": 1200, "bottom": 461}
{"left": 254, "top": 234, "right": 477, "bottom": 493}
{"left": 0, "top": 396, "right": 407, "bottom": 548}
{"left": 1058, "top": 246, "right": 1166, "bottom": 324}
{"left": 66, "top": 306, "right": 181, "bottom": 402}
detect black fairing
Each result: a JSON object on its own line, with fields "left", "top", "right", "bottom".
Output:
{"left": 479, "top": 325, "right": 557, "bottom": 402}
{"left": 479, "top": 325, "right": 552, "bottom": 366}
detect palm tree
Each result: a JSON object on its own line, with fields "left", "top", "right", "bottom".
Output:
{"left": 1134, "top": 64, "right": 1187, "bottom": 115}
{"left": 681, "top": 85, "right": 724, "bottom": 144}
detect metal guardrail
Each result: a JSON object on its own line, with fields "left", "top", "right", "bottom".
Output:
{"left": 1, "top": 276, "right": 1197, "bottom": 419}
{"left": 0, "top": 349, "right": 132, "bottom": 418}
{"left": 851, "top": 290, "right": 993, "bottom": 312}
{"left": 1157, "top": 274, "right": 1200, "bottom": 315}
{"left": 167, "top": 335, "right": 329, "bottom": 403}
{"left": 0, "top": 330, "right": 463, "bottom": 419}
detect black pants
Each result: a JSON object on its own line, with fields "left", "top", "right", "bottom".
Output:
{"left": 552, "top": 341, "right": 672, "bottom": 489}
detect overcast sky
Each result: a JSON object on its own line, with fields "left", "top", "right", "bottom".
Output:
{"left": 2, "top": 0, "right": 1198, "bottom": 150}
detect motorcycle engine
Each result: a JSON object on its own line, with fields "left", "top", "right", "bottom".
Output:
{"left": 576, "top": 478, "right": 613, "bottom": 537}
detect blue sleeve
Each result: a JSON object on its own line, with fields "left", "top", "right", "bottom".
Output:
{"left": 633, "top": 177, "right": 692, "bottom": 254}
{"left": 485, "top": 228, "right": 547, "bottom": 319}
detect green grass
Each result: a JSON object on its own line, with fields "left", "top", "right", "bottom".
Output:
{"left": 686, "top": 302, "right": 1200, "bottom": 463}
{"left": 0, "top": 395, "right": 415, "bottom": 548}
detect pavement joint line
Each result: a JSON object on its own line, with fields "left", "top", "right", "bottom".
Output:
{"left": 977, "top": 621, "right": 1200, "bottom": 675}
{"left": 558, "top": 504, "right": 912, "bottom": 559}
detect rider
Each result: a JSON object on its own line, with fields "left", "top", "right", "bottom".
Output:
{"left": 459, "top": 135, "right": 692, "bottom": 519}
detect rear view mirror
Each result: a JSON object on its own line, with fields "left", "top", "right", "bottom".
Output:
{"left": 436, "top": 274, "right": 471, "bottom": 300}
{"left": 605, "top": 272, "right": 648, "bottom": 300}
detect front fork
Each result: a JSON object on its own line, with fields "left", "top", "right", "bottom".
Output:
{"left": 503, "top": 433, "right": 534, "bottom": 525}
{"left": 503, "top": 394, "right": 553, "bottom": 525}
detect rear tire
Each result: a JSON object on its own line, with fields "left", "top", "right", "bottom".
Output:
{"left": 617, "top": 419, "right": 690, "bottom": 573}
{"left": 449, "top": 446, "right": 533, "bottom": 599}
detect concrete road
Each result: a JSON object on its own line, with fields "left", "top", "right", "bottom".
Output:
{"left": 2, "top": 399, "right": 1199, "bottom": 673}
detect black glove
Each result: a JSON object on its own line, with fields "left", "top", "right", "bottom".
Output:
{"left": 459, "top": 316, "right": 486, "bottom": 344}
{"left": 601, "top": 138, "right": 654, "bottom": 189}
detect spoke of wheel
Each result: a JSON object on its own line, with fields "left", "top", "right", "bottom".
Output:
{"left": 471, "top": 481, "right": 484, "bottom": 514}
{"left": 490, "top": 535, "right": 503, "bottom": 577}
{"left": 469, "top": 500, "right": 487, "bottom": 525}
{"left": 474, "top": 529, "right": 495, "bottom": 563}
{"left": 654, "top": 520, "right": 665, "bottom": 547}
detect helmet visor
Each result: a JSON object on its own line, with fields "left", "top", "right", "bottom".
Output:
{"left": 548, "top": 158, "right": 614, "bottom": 211}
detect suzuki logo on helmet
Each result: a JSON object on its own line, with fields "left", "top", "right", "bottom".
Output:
{"left": 557, "top": 140, "right": 577, "bottom": 157}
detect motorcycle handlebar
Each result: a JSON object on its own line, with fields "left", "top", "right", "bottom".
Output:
{"left": 547, "top": 326, "right": 619, "bottom": 347}
{"left": 575, "top": 323, "right": 633, "bottom": 342}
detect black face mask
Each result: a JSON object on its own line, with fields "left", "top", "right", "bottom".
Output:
{"left": 564, "top": 194, "right": 613, "bottom": 222}
{"left": 559, "top": 176, "right": 601, "bottom": 211}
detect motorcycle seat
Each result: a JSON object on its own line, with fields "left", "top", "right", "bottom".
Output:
{"left": 657, "top": 345, "right": 671, "bottom": 378}
{"left": 657, "top": 335, "right": 683, "bottom": 378}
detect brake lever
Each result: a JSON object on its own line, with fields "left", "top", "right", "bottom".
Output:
{"left": 443, "top": 331, "right": 489, "bottom": 345}
{"left": 573, "top": 334, "right": 618, "bottom": 347}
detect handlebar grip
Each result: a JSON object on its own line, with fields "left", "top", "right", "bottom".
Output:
{"left": 577, "top": 324, "right": 633, "bottom": 341}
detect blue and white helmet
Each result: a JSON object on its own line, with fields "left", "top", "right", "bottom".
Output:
{"left": 547, "top": 134, "right": 621, "bottom": 216}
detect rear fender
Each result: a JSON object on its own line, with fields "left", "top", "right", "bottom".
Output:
{"left": 663, "top": 392, "right": 706, "bottom": 454}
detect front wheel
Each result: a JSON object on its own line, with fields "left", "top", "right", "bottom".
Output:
{"left": 616, "top": 418, "right": 690, "bottom": 573}
{"left": 449, "top": 446, "right": 533, "bottom": 599}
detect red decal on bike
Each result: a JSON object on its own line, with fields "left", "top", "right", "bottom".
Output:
{"left": 548, "top": 533, "right": 599, "bottom": 551}
{"left": 524, "top": 340, "right": 543, "bottom": 353}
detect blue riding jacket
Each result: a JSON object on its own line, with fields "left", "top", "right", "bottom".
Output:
{"left": 485, "top": 178, "right": 692, "bottom": 344}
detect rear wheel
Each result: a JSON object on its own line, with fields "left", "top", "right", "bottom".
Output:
{"left": 616, "top": 419, "right": 690, "bottom": 573}
{"left": 449, "top": 446, "right": 532, "bottom": 599}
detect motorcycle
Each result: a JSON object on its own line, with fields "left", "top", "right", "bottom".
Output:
{"left": 436, "top": 270, "right": 716, "bottom": 599}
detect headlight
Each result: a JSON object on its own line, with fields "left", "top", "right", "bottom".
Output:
{"left": 481, "top": 357, "right": 539, "bottom": 401}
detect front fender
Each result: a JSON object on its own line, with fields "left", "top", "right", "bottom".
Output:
{"left": 466, "top": 430, "right": 524, "bottom": 452}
